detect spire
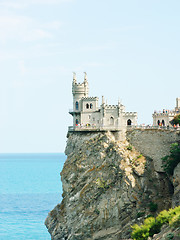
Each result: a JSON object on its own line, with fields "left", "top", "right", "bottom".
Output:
{"left": 73, "top": 72, "right": 77, "bottom": 83}
{"left": 84, "top": 72, "right": 87, "bottom": 82}
{"left": 102, "top": 96, "right": 105, "bottom": 104}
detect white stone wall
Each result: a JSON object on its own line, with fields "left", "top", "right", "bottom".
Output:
{"left": 123, "top": 113, "right": 138, "bottom": 126}
{"left": 81, "top": 98, "right": 99, "bottom": 112}
{"left": 103, "top": 108, "right": 119, "bottom": 127}
{"left": 153, "top": 114, "right": 170, "bottom": 126}
{"left": 81, "top": 111, "right": 101, "bottom": 127}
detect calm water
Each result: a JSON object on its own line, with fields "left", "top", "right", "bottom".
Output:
{"left": 0, "top": 153, "right": 66, "bottom": 240}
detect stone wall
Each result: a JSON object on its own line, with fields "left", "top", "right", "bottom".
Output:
{"left": 126, "top": 129, "right": 180, "bottom": 172}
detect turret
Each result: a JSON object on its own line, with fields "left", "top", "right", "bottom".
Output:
{"left": 175, "top": 97, "right": 180, "bottom": 111}
{"left": 72, "top": 72, "right": 89, "bottom": 112}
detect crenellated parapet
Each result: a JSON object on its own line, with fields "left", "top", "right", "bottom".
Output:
{"left": 81, "top": 97, "right": 98, "bottom": 100}
{"left": 123, "top": 112, "right": 138, "bottom": 116}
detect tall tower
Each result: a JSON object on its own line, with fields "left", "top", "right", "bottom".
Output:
{"left": 176, "top": 97, "right": 180, "bottom": 111}
{"left": 72, "top": 72, "right": 89, "bottom": 112}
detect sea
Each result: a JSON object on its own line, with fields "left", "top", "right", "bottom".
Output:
{"left": 0, "top": 153, "right": 66, "bottom": 240}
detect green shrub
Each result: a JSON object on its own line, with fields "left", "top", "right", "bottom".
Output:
{"left": 137, "top": 154, "right": 143, "bottom": 159}
{"left": 172, "top": 114, "right": 180, "bottom": 125}
{"left": 131, "top": 206, "right": 180, "bottom": 240}
{"left": 156, "top": 210, "right": 170, "bottom": 224}
{"left": 165, "top": 233, "right": 174, "bottom": 240}
{"left": 149, "top": 201, "right": 158, "bottom": 212}
{"left": 162, "top": 142, "right": 180, "bottom": 175}
{"left": 131, "top": 224, "right": 150, "bottom": 240}
{"left": 137, "top": 212, "right": 145, "bottom": 218}
{"left": 127, "top": 145, "right": 133, "bottom": 151}
{"left": 169, "top": 214, "right": 180, "bottom": 228}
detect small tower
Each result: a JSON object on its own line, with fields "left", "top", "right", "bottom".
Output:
{"left": 72, "top": 72, "right": 89, "bottom": 112}
{"left": 175, "top": 97, "right": 180, "bottom": 111}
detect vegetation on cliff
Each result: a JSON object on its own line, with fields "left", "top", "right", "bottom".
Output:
{"left": 162, "top": 142, "right": 180, "bottom": 175}
{"left": 131, "top": 206, "right": 180, "bottom": 240}
{"left": 172, "top": 114, "right": 180, "bottom": 125}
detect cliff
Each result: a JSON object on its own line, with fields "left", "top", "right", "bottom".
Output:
{"left": 45, "top": 130, "right": 180, "bottom": 240}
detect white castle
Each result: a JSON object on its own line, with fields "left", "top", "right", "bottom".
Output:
{"left": 69, "top": 73, "right": 137, "bottom": 133}
{"left": 152, "top": 98, "right": 180, "bottom": 126}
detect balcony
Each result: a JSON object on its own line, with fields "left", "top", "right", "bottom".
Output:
{"left": 69, "top": 109, "right": 81, "bottom": 115}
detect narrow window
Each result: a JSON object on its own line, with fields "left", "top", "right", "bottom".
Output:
{"left": 86, "top": 103, "right": 89, "bottom": 109}
{"left": 75, "top": 101, "right": 79, "bottom": 110}
{"left": 127, "top": 119, "right": 132, "bottom": 126}
{"left": 90, "top": 103, "right": 93, "bottom": 109}
{"left": 110, "top": 117, "right": 114, "bottom": 125}
{"left": 76, "top": 119, "right": 78, "bottom": 125}
{"left": 157, "top": 120, "right": 160, "bottom": 126}
{"left": 162, "top": 120, "right": 165, "bottom": 126}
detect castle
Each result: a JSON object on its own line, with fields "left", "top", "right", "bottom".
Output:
{"left": 152, "top": 98, "right": 180, "bottom": 126}
{"left": 69, "top": 73, "right": 137, "bottom": 133}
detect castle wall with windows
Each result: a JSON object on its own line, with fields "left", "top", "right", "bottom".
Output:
{"left": 152, "top": 98, "right": 180, "bottom": 126}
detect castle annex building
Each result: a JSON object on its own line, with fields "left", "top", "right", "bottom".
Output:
{"left": 69, "top": 73, "right": 137, "bottom": 132}
{"left": 152, "top": 98, "right": 180, "bottom": 126}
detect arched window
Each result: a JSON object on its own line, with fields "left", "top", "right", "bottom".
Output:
{"left": 90, "top": 103, "right": 93, "bottom": 109}
{"left": 157, "top": 120, "right": 160, "bottom": 126}
{"left": 162, "top": 120, "right": 165, "bottom": 126}
{"left": 86, "top": 103, "right": 89, "bottom": 109}
{"left": 127, "top": 119, "right": 132, "bottom": 125}
{"left": 75, "top": 119, "right": 79, "bottom": 125}
{"left": 75, "top": 101, "right": 79, "bottom": 110}
{"left": 110, "top": 116, "right": 114, "bottom": 125}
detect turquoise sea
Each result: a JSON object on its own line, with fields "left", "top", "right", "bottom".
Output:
{"left": 0, "top": 153, "right": 66, "bottom": 240}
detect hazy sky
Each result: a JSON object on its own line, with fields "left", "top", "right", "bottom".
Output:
{"left": 0, "top": 0, "right": 180, "bottom": 153}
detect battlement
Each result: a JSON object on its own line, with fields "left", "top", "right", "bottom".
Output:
{"left": 123, "top": 112, "right": 138, "bottom": 116}
{"left": 73, "top": 82, "right": 85, "bottom": 87}
{"left": 105, "top": 105, "right": 118, "bottom": 109}
{"left": 82, "top": 97, "right": 98, "bottom": 100}
{"left": 153, "top": 112, "right": 175, "bottom": 116}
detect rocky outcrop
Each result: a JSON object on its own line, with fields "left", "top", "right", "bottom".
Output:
{"left": 151, "top": 224, "right": 180, "bottom": 240}
{"left": 172, "top": 163, "right": 180, "bottom": 208}
{"left": 45, "top": 131, "right": 178, "bottom": 240}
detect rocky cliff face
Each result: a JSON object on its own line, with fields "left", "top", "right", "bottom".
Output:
{"left": 45, "top": 131, "right": 179, "bottom": 240}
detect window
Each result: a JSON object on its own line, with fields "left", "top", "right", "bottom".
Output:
{"left": 127, "top": 119, "right": 132, "bottom": 126}
{"left": 75, "top": 101, "right": 79, "bottom": 110}
{"left": 162, "top": 120, "right": 165, "bottom": 126}
{"left": 88, "top": 115, "right": 91, "bottom": 119}
{"left": 90, "top": 103, "right": 93, "bottom": 109}
{"left": 157, "top": 120, "right": 160, "bottom": 126}
{"left": 76, "top": 119, "right": 79, "bottom": 125}
{"left": 110, "top": 116, "right": 114, "bottom": 125}
{"left": 86, "top": 103, "right": 89, "bottom": 109}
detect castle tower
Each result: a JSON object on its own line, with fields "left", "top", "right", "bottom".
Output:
{"left": 72, "top": 72, "right": 89, "bottom": 112}
{"left": 175, "top": 97, "right": 180, "bottom": 111}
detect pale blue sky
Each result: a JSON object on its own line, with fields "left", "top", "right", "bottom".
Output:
{"left": 0, "top": 0, "right": 180, "bottom": 153}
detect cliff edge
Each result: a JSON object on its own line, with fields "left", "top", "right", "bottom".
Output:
{"left": 45, "top": 131, "right": 180, "bottom": 239}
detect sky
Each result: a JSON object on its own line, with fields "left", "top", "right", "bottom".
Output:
{"left": 0, "top": 0, "right": 180, "bottom": 153}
